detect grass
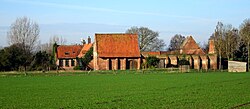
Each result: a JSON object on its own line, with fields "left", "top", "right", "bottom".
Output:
{"left": 0, "top": 71, "right": 250, "bottom": 108}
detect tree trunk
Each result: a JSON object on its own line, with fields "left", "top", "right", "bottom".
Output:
{"left": 219, "top": 49, "right": 222, "bottom": 71}
{"left": 248, "top": 42, "right": 250, "bottom": 72}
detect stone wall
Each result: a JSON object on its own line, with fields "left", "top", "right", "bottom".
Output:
{"left": 228, "top": 61, "right": 247, "bottom": 72}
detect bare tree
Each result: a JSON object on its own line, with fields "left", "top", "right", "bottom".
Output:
{"left": 50, "top": 35, "right": 67, "bottom": 45}
{"left": 126, "top": 26, "right": 166, "bottom": 51}
{"left": 225, "top": 27, "right": 239, "bottom": 61}
{"left": 214, "top": 22, "right": 224, "bottom": 70}
{"left": 7, "top": 16, "right": 39, "bottom": 53}
{"left": 168, "top": 34, "right": 186, "bottom": 51}
{"left": 199, "top": 41, "right": 209, "bottom": 53}
{"left": 239, "top": 18, "right": 250, "bottom": 71}
{"left": 7, "top": 17, "right": 40, "bottom": 72}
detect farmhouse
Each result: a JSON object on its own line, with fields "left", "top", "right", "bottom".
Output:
{"left": 56, "top": 37, "right": 93, "bottom": 70}
{"left": 142, "top": 36, "right": 218, "bottom": 70}
{"left": 56, "top": 34, "right": 218, "bottom": 71}
{"left": 93, "top": 33, "right": 141, "bottom": 70}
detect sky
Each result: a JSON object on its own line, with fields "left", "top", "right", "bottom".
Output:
{"left": 0, "top": 0, "right": 250, "bottom": 48}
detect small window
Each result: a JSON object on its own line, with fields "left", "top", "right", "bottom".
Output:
{"left": 65, "top": 52, "right": 70, "bottom": 55}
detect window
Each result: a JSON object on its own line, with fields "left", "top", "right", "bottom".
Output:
{"left": 65, "top": 59, "right": 69, "bottom": 67}
{"left": 71, "top": 59, "right": 75, "bottom": 66}
{"left": 65, "top": 52, "right": 70, "bottom": 55}
{"left": 59, "top": 59, "right": 63, "bottom": 67}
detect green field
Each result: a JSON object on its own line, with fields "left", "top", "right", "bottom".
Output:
{"left": 0, "top": 72, "right": 250, "bottom": 108}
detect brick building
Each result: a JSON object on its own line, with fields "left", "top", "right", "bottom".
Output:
{"left": 56, "top": 37, "right": 93, "bottom": 70}
{"left": 93, "top": 33, "right": 141, "bottom": 70}
{"left": 142, "top": 36, "right": 218, "bottom": 70}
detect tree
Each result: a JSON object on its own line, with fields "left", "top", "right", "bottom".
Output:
{"left": 199, "top": 41, "right": 209, "bottom": 53}
{"left": 234, "top": 40, "right": 248, "bottom": 62}
{"left": 214, "top": 22, "right": 224, "bottom": 70}
{"left": 145, "top": 56, "right": 160, "bottom": 68}
{"left": 224, "top": 27, "right": 239, "bottom": 60}
{"left": 30, "top": 51, "right": 50, "bottom": 71}
{"left": 126, "top": 26, "right": 166, "bottom": 51}
{"left": 50, "top": 35, "right": 67, "bottom": 45}
{"left": 7, "top": 16, "right": 39, "bottom": 53}
{"left": 168, "top": 34, "right": 185, "bottom": 51}
{"left": 7, "top": 17, "right": 40, "bottom": 71}
{"left": 239, "top": 18, "right": 250, "bottom": 71}
{"left": 0, "top": 44, "right": 27, "bottom": 71}
{"left": 75, "top": 47, "right": 93, "bottom": 70}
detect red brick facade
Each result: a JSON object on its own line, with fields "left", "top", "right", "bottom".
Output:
{"left": 142, "top": 36, "right": 218, "bottom": 70}
{"left": 93, "top": 34, "right": 141, "bottom": 70}
{"left": 56, "top": 42, "right": 93, "bottom": 70}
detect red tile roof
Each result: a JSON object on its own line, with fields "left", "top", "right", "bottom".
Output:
{"left": 95, "top": 34, "right": 140, "bottom": 57}
{"left": 180, "top": 36, "right": 205, "bottom": 55}
{"left": 141, "top": 51, "right": 161, "bottom": 56}
{"left": 57, "top": 45, "right": 83, "bottom": 59}
{"left": 78, "top": 43, "right": 93, "bottom": 57}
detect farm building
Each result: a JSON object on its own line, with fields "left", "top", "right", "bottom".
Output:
{"left": 93, "top": 33, "right": 141, "bottom": 70}
{"left": 142, "top": 36, "right": 218, "bottom": 70}
{"left": 55, "top": 37, "right": 93, "bottom": 70}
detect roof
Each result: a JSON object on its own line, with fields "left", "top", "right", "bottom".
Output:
{"left": 57, "top": 45, "right": 83, "bottom": 59}
{"left": 180, "top": 36, "right": 205, "bottom": 55}
{"left": 95, "top": 33, "right": 140, "bottom": 57}
{"left": 141, "top": 51, "right": 161, "bottom": 56}
{"left": 141, "top": 36, "right": 205, "bottom": 56}
{"left": 78, "top": 43, "right": 93, "bottom": 57}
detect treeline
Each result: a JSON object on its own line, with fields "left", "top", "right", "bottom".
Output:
{"left": 211, "top": 20, "right": 250, "bottom": 70}
{"left": 0, "top": 16, "right": 250, "bottom": 71}
{"left": 0, "top": 17, "right": 62, "bottom": 72}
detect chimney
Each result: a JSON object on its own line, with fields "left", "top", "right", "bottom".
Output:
{"left": 88, "top": 36, "right": 91, "bottom": 44}
{"left": 81, "top": 38, "right": 86, "bottom": 45}
{"left": 208, "top": 39, "right": 216, "bottom": 54}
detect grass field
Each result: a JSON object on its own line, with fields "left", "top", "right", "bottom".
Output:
{"left": 0, "top": 72, "right": 250, "bottom": 108}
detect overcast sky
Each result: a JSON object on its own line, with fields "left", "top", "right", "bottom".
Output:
{"left": 1, "top": 0, "right": 250, "bottom": 47}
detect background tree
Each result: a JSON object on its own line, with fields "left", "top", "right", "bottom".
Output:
{"left": 126, "top": 26, "right": 166, "bottom": 51}
{"left": 234, "top": 40, "right": 248, "bottom": 62}
{"left": 50, "top": 35, "right": 67, "bottom": 45}
{"left": 30, "top": 51, "right": 50, "bottom": 71}
{"left": 199, "top": 41, "right": 209, "bottom": 53}
{"left": 239, "top": 18, "right": 250, "bottom": 71}
{"left": 7, "top": 17, "right": 40, "bottom": 71}
{"left": 7, "top": 16, "right": 39, "bottom": 53}
{"left": 213, "top": 22, "right": 224, "bottom": 70}
{"left": 224, "top": 27, "right": 239, "bottom": 60}
{"left": 168, "top": 34, "right": 185, "bottom": 51}
{"left": 145, "top": 56, "right": 160, "bottom": 68}
{"left": 0, "top": 44, "right": 26, "bottom": 71}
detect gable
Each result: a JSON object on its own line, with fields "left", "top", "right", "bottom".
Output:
{"left": 180, "top": 36, "right": 205, "bottom": 55}
{"left": 180, "top": 36, "right": 200, "bottom": 49}
{"left": 95, "top": 34, "right": 140, "bottom": 57}
{"left": 78, "top": 43, "right": 93, "bottom": 57}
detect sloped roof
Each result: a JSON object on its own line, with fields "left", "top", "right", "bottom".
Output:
{"left": 180, "top": 36, "right": 205, "bottom": 55}
{"left": 95, "top": 33, "right": 140, "bottom": 57}
{"left": 141, "top": 51, "right": 161, "bottom": 56}
{"left": 57, "top": 45, "right": 83, "bottom": 59}
{"left": 180, "top": 36, "right": 200, "bottom": 49}
{"left": 78, "top": 43, "right": 93, "bottom": 57}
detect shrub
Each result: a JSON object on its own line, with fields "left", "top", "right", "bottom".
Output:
{"left": 178, "top": 59, "right": 190, "bottom": 65}
{"left": 145, "top": 56, "right": 160, "bottom": 68}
